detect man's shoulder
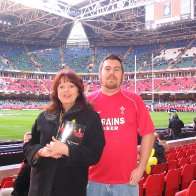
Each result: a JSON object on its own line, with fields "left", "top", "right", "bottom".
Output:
{"left": 87, "top": 89, "right": 141, "bottom": 102}
{"left": 87, "top": 90, "right": 101, "bottom": 101}
{"left": 121, "top": 89, "right": 142, "bottom": 101}
{"left": 121, "top": 89, "right": 139, "bottom": 97}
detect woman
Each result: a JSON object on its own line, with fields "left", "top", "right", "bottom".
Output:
{"left": 23, "top": 70, "right": 105, "bottom": 196}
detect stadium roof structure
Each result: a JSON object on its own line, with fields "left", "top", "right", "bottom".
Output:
{"left": 0, "top": 0, "right": 196, "bottom": 47}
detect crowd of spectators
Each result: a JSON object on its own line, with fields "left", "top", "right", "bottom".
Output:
{"left": 153, "top": 101, "right": 196, "bottom": 112}
{"left": 0, "top": 99, "right": 49, "bottom": 110}
{"left": 0, "top": 97, "right": 195, "bottom": 112}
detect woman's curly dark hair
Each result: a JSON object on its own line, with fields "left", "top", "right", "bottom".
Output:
{"left": 45, "top": 69, "right": 92, "bottom": 112}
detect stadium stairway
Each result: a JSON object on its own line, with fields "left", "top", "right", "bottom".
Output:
{"left": 190, "top": 84, "right": 196, "bottom": 91}
{"left": 24, "top": 44, "right": 41, "bottom": 72}
{"left": 123, "top": 46, "right": 133, "bottom": 60}
{"left": 167, "top": 38, "right": 195, "bottom": 69}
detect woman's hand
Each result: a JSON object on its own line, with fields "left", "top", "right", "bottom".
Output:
{"left": 46, "top": 136, "right": 69, "bottom": 158}
{"left": 37, "top": 146, "right": 60, "bottom": 159}
{"left": 33, "top": 146, "right": 61, "bottom": 160}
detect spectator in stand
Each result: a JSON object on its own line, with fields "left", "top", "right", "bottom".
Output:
{"left": 11, "top": 159, "right": 31, "bottom": 196}
{"left": 0, "top": 132, "right": 32, "bottom": 196}
{"left": 11, "top": 132, "right": 32, "bottom": 196}
{"left": 156, "top": 133, "right": 169, "bottom": 152}
{"left": 87, "top": 54, "right": 154, "bottom": 196}
{"left": 153, "top": 133, "right": 166, "bottom": 164}
{"left": 168, "top": 113, "right": 184, "bottom": 140}
{"left": 23, "top": 69, "right": 105, "bottom": 196}
{"left": 153, "top": 141, "right": 166, "bottom": 164}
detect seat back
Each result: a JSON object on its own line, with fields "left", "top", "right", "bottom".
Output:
{"left": 167, "top": 160, "right": 178, "bottom": 170}
{"left": 175, "top": 189, "right": 186, "bottom": 196}
{"left": 165, "top": 168, "right": 181, "bottom": 196}
{"left": 185, "top": 149, "right": 195, "bottom": 157}
{"left": 190, "top": 145, "right": 196, "bottom": 150}
{"left": 181, "top": 164, "right": 195, "bottom": 190}
{"left": 182, "top": 146, "right": 190, "bottom": 151}
{"left": 0, "top": 176, "right": 14, "bottom": 188}
{"left": 178, "top": 157, "right": 190, "bottom": 168}
{"left": 2, "top": 180, "right": 14, "bottom": 188}
{"left": 176, "top": 151, "right": 186, "bottom": 160}
{"left": 190, "top": 154, "right": 196, "bottom": 163}
{"left": 151, "top": 163, "right": 168, "bottom": 174}
{"left": 144, "top": 173, "right": 164, "bottom": 196}
{"left": 167, "top": 153, "right": 176, "bottom": 161}
{"left": 186, "top": 180, "right": 196, "bottom": 196}
{"left": 175, "top": 180, "right": 196, "bottom": 196}
{"left": 139, "top": 177, "right": 146, "bottom": 196}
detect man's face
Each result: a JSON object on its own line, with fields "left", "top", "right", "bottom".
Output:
{"left": 99, "top": 59, "right": 123, "bottom": 90}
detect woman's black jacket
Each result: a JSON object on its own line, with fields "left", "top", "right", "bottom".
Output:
{"left": 23, "top": 105, "right": 105, "bottom": 196}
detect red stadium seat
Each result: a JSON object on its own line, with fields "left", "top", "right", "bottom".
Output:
{"left": 178, "top": 157, "right": 190, "bottom": 168}
{"left": 167, "top": 153, "right": 176, "bottom": 161}
{"left": 164, "top": 168, "right": 181, "bottom": 196}
{"left": 167, "top": 160, "right": 178, "bottom": 170}
{"left": 190, "top": 154, "right": 196, "bottom": 164}
{"left": 182, "top": 146, "right": 190, "bottom": 151}
{"left": 151, "top": 163, "right": 168, "bottom": 174}
{"left": 167, "top": 148, "right": 176, "bottom": 155}
{"left": 190, "top": 145, "right": 196, "bottom": 150}
{"left": 175, "top": 146, "right": 183, "bottom": 152}
{"left": 0, "top": 176, "right": 14, "bottom": 188}
{"left": 175, "top": 189, "right": 186, "bottom": 196}
{"left": 176, "top": 151, "right": 186, "bottom": 160}
{"left": 139, "top": 177, "right": 146, "bottom": 196}
{"left": 2, "top": 180, "right": 14, "bottom": 188}
{"left": 143, "top": 173, "right": 165, "bottom": 196}
{"left": 186, "top": 180, "right": 196, "bottom": 196}
{"left": 175, "top": 180, "right": 196, "bottom": 196}
{"left": 181, "top": 164, "right": 195, "bottom": 190}
{"left": 185, "top": 149, "right": 195, "bottom": 157}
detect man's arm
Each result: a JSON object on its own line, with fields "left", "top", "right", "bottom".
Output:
{"left": 169, "top": 128, "right": 172, "bottom": 136}
{"left": 129, "top": 132, "right": 154, "bottom": 185}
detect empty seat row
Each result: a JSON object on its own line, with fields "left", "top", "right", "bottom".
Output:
{"left": 140, "top": 163, "right": 196, "bottom": 196}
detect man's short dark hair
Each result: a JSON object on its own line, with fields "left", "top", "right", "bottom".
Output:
{"left": 99, "top": 54, "right": 124, "bottom": 73}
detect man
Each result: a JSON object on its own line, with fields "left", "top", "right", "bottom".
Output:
{"left": 168, "top": 113, "right": 184, "bottom": 140}
{"left": 87, "top": 54, "right": 155, "bottom": 196}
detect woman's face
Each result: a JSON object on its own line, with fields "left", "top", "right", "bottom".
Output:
{"left": 57, "top": 77, "right": 79, "bottom": 111}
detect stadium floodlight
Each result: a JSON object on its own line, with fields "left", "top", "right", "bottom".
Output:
{"left": 0, "top": 20, "right": 11, "bottom": 26}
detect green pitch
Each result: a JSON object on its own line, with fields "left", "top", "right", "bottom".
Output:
{"left": 0, "top": 110, "right": 195, "bottom": 141}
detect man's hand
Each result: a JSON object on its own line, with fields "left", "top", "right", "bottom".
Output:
{"left": 129, "top": 167, "right": 144, "bottom": 185}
